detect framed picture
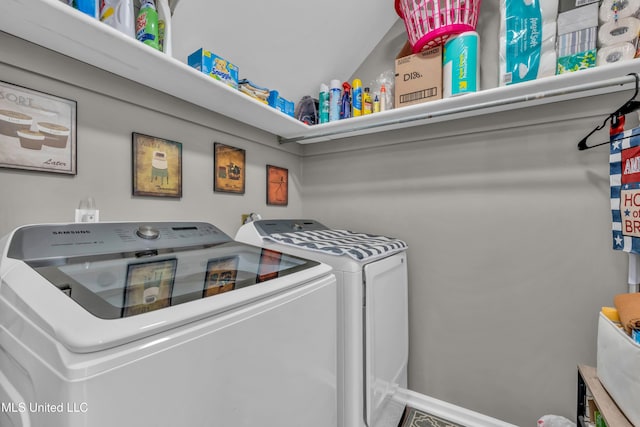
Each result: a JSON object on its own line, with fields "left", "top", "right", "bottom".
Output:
{"left": 132, "top": 132, "right": 182, "bottom": 198}
{"left": 213, "top": 142, "right": 245, "bottom": 194}
{"left": 0, "top": 80, "right": 77, "bottom": 175}
{"left": 256, "top": 248, "right": 282, "bottom": 283}
{"left": 203, "top": 256, "right": 239, "bottom": 297}
{"left": 266, "top": 164, "right": 288, "bottom": 206}
{"left": 123, "top": 258, "right": 177, "bottom": 317}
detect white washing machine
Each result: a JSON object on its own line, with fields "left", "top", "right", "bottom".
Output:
{"left": 236, "top": 219, "right": 517, "bottom": 427}
{"left": 0, "top": 221, "right": 337, "bottom": 427}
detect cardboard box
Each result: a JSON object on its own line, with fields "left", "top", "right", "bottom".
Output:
{"left": 188, "top": 48, "right": 239, "bottom": 90}
{"left": 596, "top": 312, "right": 640, "bottom": 425}
{"left": 395, "top": 46, "right": 442, "bottom": 108}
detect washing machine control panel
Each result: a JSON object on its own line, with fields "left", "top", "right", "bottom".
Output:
{"left": 7, "top": 221, "right": 231, "bottom": 263}
{"left": 253, "top": 219, "right": 328, "bottom": 236}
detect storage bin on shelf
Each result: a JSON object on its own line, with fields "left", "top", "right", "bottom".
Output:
{"left": 395, "top": 0, "right": 481, "bottom": 53}
{"left": 596, "top": 312, "right": 640, "bottom": 426}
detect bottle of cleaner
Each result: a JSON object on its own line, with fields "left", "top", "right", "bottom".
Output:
{"left": 329, "top": 79, "right": 341, "bottom": 122}
{"left": 319, "top": 83, "right": 329, "bottom": 124}
{"left": 380, "top": 84, "right": 388, "bottom": 112}
{"left": 340, "top": 82, "right": 351, "bottom": 120}
{"left": 351, "top": 78, "right": 362, "bottom": 117}
{"left": 373, "top": 92, "right": 380, "bottom": 113}
{"left": 136, "top": 0, "right": 159, "bottom": 50}
{"left": 363, "top": 87, "right": 372, "bottom": 115}
{"left": 156, "top": 0, "right": 172, "bottom": 55}
{"left": 100, "top": 0, "right": 135, "bottom": 38}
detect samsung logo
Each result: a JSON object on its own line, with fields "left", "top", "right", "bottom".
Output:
{"left": 52, "top": 230, "right": 91, "bottom": 235}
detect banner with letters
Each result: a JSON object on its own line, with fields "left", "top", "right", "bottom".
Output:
{"left": 610, "top": 126, "right": 640, "bottom": 253}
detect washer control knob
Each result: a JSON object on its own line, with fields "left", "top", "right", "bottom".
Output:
{"left": 293, "top": 223, "right": 304, "bottom": 231}
{"left": 136, "top": 225, "right": 160, "bottom": 240}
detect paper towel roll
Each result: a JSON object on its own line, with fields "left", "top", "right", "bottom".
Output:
{"left": 596, "top": 42, "right": 637, "bottom": 65}
{"left": 598, "top": 16, "right": 640, "bottom": 46}
{"left": 600, "top": 0, "right": 640, "bottom": 23}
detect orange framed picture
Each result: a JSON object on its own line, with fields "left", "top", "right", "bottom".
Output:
{"left": 266, "top": 164, "right": 288, "bottom": 206}
{"left": 214, "top": 142, "right": 245, "bottom": 194}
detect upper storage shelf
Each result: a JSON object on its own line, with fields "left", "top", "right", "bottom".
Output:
{"left": 2, "top": 0, "right": 639, "bottom": 145}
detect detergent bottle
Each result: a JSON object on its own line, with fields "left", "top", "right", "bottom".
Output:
{"left": 340, "top": 82, "right": 351, "bottom": 120}
{"left": 136, "top": 0, "right": 160, "bottom": 50}
{"left": 363, "top": 87, "right": 372, "bottom": 115}
{"left": 351, "top": 78, "right": 362, "bottom": 117}
{"left": 100, "top": 0, "right": 135, "bottom": 38}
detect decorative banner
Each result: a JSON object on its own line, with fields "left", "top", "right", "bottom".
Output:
{"left": 610, "top": 126, "right": 640, "bottom": 253}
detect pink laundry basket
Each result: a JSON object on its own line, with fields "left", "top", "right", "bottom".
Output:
{"left": 395, "top": 0, "right": 481, "bottom": 53}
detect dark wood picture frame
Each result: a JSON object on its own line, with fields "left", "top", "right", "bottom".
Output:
{"left": 132, "top": 132, "right": 182, "bottom": 198}
{"left": 266, "top": 164, "right": 288, "bottom": 206}
{"left": 213, "top": 142, "right": 246, "bottom": 194}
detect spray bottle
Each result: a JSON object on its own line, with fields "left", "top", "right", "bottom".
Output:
{"left": 319, "top": 83, "right": 329, "bottom": 124}
{"left": 340, "top": 82, "right": 351, "bottom": 120}
{"left": 100, "top": 0, "right": 135, "bottom": 38}
{"left": 380, "top": 84, "right": 388, "bottom": 112}
{"left": 351, "top": 78, "right": 362, "bottom": 117}
{"left": 329, "top": 79, "right": 341, "bottom": 122}
{"left": 156, "top": 0, "right": 172, "bottom": 55}
{"left": 136, "top": 0, "right": 160, "bottom": 50}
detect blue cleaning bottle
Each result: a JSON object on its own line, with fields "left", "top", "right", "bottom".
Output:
{"left": 329, "top": 79, "right": 341, "bottom": 122}
{"left": 340, "top": 82, "right": 351, "bottom": 120}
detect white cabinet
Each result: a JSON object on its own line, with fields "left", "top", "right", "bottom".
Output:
{"left": 1, "top": 0, "right": 638, "bottom": 144}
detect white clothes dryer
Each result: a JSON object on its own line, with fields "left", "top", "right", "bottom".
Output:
{"left": 0, "top": 221, "right": 337, "bottom": 427}
{"left": 236, "top": 219, "right": 517, "bottom": 427}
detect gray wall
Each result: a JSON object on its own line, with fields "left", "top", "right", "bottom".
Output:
{"left": 0, "top": 32, "right": 303, "bottom": 238}
{"left": 301, "top": 103, "right": 633, "bottom": 425}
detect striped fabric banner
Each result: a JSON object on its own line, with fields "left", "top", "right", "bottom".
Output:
{"left": 266, "top": 229, "right": 408, "bottom": 261}
{"left": 611, "top": 126, "right": 640, "bottom": 253}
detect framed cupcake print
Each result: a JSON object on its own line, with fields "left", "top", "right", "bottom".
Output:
{"left": 0, "top": 80, "right": 77, "bottom": 175}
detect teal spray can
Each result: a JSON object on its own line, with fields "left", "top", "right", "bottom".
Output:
{"left": 319, "top": 83, "right": 329, "bottom": 124}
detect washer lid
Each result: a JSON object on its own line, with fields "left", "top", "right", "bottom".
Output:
{"left": 1, "top": 222, "right": 329, "bottom": 352}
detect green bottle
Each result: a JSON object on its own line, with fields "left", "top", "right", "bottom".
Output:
{"left": 136, "top": 0, "right": 159, "bottom": 50}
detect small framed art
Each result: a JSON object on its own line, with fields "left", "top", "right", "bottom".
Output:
{"left": 214, "top": 142, "right": 245, "bottom": 194}
{"left": 266, "top": 164, "right": 288, "bottom": 206}
{"left": 0, "top": 80, "right": 77, "bottom": 175}
{"left": 122, "top": 258, "right": 177, "bottom": 317}
{"left": 132, "top": 132, "right": 182, "bottom": 198}
{"left": 203, "top": 256, "right": 239, "bottom": 297}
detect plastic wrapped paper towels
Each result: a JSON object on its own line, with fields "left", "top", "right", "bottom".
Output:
{"left": 599, "top": 0, "right": 640, "bottom": 23}
{"left": 499, "top": 0, "right": 559, "bottom": 86}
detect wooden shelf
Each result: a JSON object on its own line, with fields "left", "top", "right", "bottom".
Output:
{"left": 578, "top": 365, "right": 633, "bottom": 427}
{"left": 1, "top": 0, "right": 639, "bottom": 144}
